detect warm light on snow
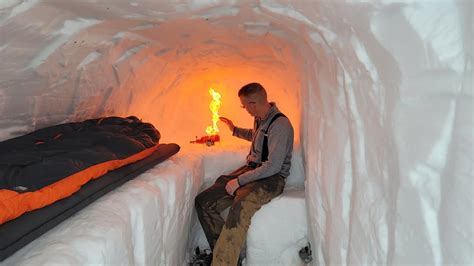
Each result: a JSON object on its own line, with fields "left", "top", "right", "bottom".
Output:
{"left": 205, "top": 88, "right": 222, "bottom": 136}
{"left": 0, "top": 0, "right": 471, "bottom": 265}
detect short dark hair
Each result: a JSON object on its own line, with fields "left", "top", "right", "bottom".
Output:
{"left": 238, "top": 82, "right": 267, "bottom": 99}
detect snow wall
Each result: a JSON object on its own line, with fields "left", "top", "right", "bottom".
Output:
{"left": 0, "top": 0, "right": 472, "bottom": 265}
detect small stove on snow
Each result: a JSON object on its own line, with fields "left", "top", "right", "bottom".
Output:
{"left": 190, "top": 88, "right": 222, "bottom": 146}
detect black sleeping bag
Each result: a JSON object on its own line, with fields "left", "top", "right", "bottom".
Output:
{"left": 0, "top": 116, "right": 159, "bottom": 192}
{"left": 0, "top": 116, "right": 180, "bottom": 261}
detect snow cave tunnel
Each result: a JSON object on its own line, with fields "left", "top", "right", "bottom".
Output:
{"left": 0, "top": 0, "right": 472, "bottom": 265}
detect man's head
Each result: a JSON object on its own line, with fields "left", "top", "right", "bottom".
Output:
{"left": 238, "top": 82, "right": 270, "bottom": 118}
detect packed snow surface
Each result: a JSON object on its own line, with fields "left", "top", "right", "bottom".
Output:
{"left": 0, "top": 0, "right": 472, "bottom": 265}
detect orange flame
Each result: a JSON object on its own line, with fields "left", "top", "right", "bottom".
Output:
{"left": 205, "top": 88, "right": 222, "bottom": 135}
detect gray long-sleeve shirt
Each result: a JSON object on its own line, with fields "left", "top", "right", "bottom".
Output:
{"left": 233, "top": 103, "right": 294, "bottom": 185}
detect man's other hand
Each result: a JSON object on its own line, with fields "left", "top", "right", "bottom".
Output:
{"left": 219, "top": 117, "right": 235, "bottom": 132}
{"left": 225, "top": 178, "right": 240, "bottom": 196}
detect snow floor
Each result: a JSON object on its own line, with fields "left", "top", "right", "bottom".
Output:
{"left": 1, "top": 142, "right": 306, "bottom": 265}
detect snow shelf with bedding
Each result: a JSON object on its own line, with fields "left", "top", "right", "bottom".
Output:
{"left": 1, "top": 149, "right": 201, "bottom": 265}
{"left": 1, "top": 143, "right": 305, "bottom": 265}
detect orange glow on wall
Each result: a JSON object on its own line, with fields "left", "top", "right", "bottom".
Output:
{"left": 111, "top": 19, "right": 302, "bottom": 146}
{"left": 205, "top": 88, "right": 222, "bottom": 136}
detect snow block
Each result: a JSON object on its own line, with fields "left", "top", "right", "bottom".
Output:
{"left": 246, "top": 189, "right": 308, "bottom": 266}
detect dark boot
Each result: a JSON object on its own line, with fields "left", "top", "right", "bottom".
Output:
{"left": 237, "top": 246, "right": 246, "bottom": 266}
{"left": 237, "top": 255, "right": 244, "bottom": 266}
{"left": 189, "top": 247, "right": 212, "bottom": 266}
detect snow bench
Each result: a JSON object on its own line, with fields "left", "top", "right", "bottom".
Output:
{"left": 246, "top": 188, "right": 309, "bottom": 265}
{"left": 191, "top": 188, "right": 309, "bottom": 266}
{"left": 189, "top": 144, "right": 308, "bottom": 265}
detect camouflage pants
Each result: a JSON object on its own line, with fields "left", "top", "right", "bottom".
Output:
{"left": 195, "top": 165, "right": 285, "bottom": 266}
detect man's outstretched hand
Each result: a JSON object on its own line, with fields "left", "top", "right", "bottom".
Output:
{"left": 219, "top": 117, "right": 235, "bottom": 132}
{"left": 225, "top": 178, "right": 240, "bottom": 196}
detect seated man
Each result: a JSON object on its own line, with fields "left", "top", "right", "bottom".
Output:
{"left": 195, "top": 82, "right": 294, "bottom": 266}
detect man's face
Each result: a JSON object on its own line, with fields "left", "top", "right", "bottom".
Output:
{"left": 239, "top": 95, "right": 258, "bottom": 117}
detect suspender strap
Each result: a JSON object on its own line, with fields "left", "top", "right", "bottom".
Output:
{"left": 261, "top": 113, "right": 286, "bottom": 162}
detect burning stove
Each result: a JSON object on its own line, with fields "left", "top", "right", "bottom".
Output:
{"left": 190, "top": 88, "right": 222, "bottom": 146}
{"left": 190, "top": 134, "right": 220, "bottom": 146}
